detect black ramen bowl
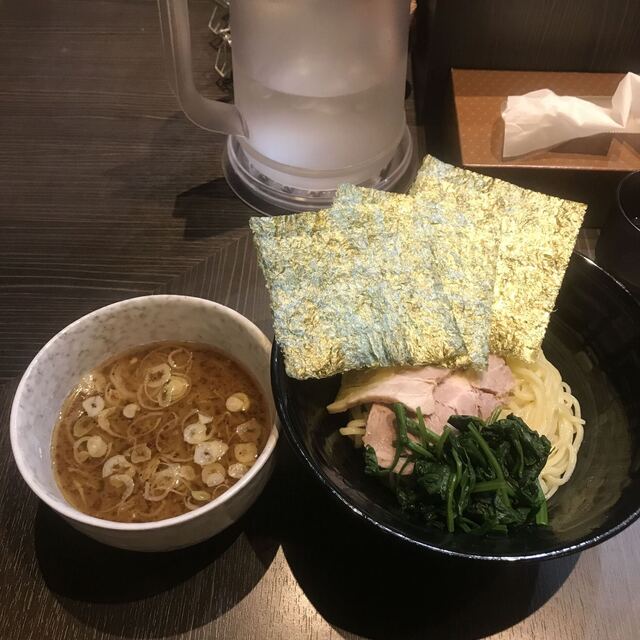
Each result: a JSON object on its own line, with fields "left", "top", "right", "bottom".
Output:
{"left": 271, "top": 253, "right": 640, "bottom": 561}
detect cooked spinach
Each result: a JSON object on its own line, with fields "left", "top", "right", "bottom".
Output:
{"left": 364, "top": 404, "right": 551, "bottom": 534}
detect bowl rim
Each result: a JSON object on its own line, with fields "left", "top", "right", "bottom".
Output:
{"left": 271, "top": 252, "right": 640, "bottom": 562}
{"left": 10, "top": 294, "right": 279, "bottom": 532}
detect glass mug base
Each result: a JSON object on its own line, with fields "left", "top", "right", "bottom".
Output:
{"left": 222, "top": 126, "right": 416, "bottom": 216}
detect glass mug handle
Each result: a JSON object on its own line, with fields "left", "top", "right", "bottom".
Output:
{"left": 157, "top": 0, "right": 247, "bottom": 136}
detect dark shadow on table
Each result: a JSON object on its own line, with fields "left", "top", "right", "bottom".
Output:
{"left": 172, "top": 178, "right": 256, "bottom": 241}
{"left": 278, "top": 443, "right": 579, "bottom": 640}
{"left": 103, "top": 111, "right": 256, "bottom": 240}
{"left": 35, "top": 470, "right": 280, "bottom": 639}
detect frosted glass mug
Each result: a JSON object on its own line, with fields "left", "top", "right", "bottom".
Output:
{"left": 158, "top": 0, "right": 413, "bottom": 211}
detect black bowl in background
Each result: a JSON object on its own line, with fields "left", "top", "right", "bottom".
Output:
{"left": 596, "top": 171, "right": 640, "bottom": 297}
{"left": 271, "top": 252, "right": 640, "bottom": 561}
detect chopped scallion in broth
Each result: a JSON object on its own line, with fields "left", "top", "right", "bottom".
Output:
{"left": 51, "top": 342, "right": 269, "bottom": 523}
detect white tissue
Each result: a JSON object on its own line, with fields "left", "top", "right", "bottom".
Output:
{"left": 502, "top": 72, "right": 640, "bottom": 158}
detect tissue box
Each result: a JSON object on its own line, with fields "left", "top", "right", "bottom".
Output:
{"left": 452, "top": 69, "right": 640, "bottom": 171}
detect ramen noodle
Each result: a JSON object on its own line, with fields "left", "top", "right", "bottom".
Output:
{"left": 504, "top": 351, "right": 585, "bottom": 499}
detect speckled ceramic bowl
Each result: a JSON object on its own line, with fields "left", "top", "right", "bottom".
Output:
{"left": 10, "top": 295, "right": 278, "bottom": 552}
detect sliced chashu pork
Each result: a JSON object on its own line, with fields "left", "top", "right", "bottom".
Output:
{"left": 332, "top": 356, "right": 515, "bottom": 447}
{"left": 468, "top": 355, "right": 515, "bottom": 396}
{"left": 362, "top": 403, "right": 415, "bottom": 475}
{"left": 428, "top": 375, "right": 498, "bottom": 432}
{"left": 326, "top": 365, "right": 450, "bottom": 416}
{"left": 425, "top": 356, "right": 515, "bottom": 432}
{"left": 361, "top": 359, "right": 515, "bottom": 472}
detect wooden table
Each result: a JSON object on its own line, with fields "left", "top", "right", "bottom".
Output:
{"left": 1, "top": 2, "right": 638, "bottom": 639}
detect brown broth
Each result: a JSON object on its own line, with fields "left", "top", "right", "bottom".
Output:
{"left": 51, "top": 342, "right": 269, "bottom": 523}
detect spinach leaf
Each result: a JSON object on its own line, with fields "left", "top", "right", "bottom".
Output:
{"left": 414, "top": 460, "right": 451, "bottom": 500}
{"left": 364, "top": 445, "right": 382, "bottom": 476}
{"left": 364, "top": 404, "right": 551, "bottom": 535}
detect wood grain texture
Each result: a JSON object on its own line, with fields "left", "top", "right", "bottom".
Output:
{"left": 1, "top": 1, "right": 639, "bottom": 639}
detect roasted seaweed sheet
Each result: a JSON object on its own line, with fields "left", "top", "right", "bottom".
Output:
{"left": 251, "top": 155, "right": 586, "bottom": 378}
{"left": 410, "top": 156, "right": 500, "bottom": 368}
{"left": 250, "top": 186, "right": 466, "bottom": 379}
{"left": 411, "top": 156, "right": 586, "bottom": 362}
